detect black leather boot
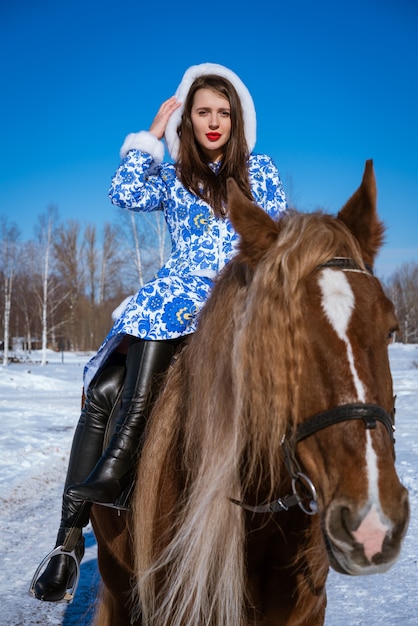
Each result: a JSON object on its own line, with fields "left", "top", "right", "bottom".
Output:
{"left": 31, "top": 526, "right": 85, "bottom": 603}
{"left": 31, "top": 354, "right": 126, "bottom": 602}
{"left": 67, "top": 337, "right": 185, "bottom": 504}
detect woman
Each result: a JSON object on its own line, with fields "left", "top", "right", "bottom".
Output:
{"left": 31, "top": 62, "right": 287, "bottom": 602}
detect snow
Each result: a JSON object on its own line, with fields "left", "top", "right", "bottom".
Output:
{"left": 0, "top": 345, "right": 417, "bottom": 625}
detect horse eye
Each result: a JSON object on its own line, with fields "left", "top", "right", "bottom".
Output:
{"left": 387, "top": 326, "right": 398, "bottom": 343}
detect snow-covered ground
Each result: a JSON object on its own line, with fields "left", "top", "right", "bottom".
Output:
{"left": 0, "top": 345, "right": 417, "bottom": 625}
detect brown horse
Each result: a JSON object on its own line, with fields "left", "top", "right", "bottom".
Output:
{"left": 91, "top": 160, "right": 409, "bottom": 626}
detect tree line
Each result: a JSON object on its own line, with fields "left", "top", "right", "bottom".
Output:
{"left": 1, "top": 205, "right": 417, "bottom": 365}
{"left": 0, "top": 205, "right": 170, "bottom": 365}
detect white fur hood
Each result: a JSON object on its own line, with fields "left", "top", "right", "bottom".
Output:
{"left": 165, "top": 62, "right": 257, "bottom": 161}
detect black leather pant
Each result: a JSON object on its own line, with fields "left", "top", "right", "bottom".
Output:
{"left": 61, "top": 350, "right": 127, "bottom": 528}
{"left": 66, "top": 336, "right": 187, "bottom": 504}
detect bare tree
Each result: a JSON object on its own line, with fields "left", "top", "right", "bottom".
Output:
{"left": 53, "top": 220, "right": 85, "bottom": 351}
{"left": 0, "top": 217, "right": 20, "bottom": 364}
{"left": 99, "top": 223, "right": 126, "bottom": 303}
{"left": 385, "top": 262, "right": 418, "bottom": 343}
{"left": 33, "top": 204, "right": 60, "bottom": 365}
{"left": 84, "top": 224, "right": 98, "bottom": 306}
{"left": 14, "top": 241, "right": 42, "bottom": 352}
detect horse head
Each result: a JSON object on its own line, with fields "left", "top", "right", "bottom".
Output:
{"left": 226, "top": 161, "right": 409, "bottom": 577}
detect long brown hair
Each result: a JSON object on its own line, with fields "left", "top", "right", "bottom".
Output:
{"left": 176, "top": 75, "right": 253, "bottom": 216}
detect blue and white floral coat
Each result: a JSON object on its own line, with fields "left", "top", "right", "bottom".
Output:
{"left": 83, "top": 63, "right": 288, "bottom": 389}
{"left": 83, "top": 149, "right": 286, "bottom": 389}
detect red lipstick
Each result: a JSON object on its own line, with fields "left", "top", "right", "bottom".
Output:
{"left": 206, "top": 132, "right": 221, "bottom": 142}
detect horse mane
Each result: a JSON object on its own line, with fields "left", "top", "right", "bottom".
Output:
{"left": 131, "top": 168, "right": 379, "bottom": 625}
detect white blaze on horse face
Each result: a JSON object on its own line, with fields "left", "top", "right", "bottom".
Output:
{"left": 319, "top": 269, "right": 390, "bottom": 561}
{"left": 351, "top": 431, "right": 390, "bottom": 561}
{"left": 318, "top": 269, "right": 366, "bottom": 402}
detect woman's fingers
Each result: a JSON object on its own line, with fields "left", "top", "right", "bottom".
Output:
{"left": 149, "top": 96, "right": 182, "bottom": 139}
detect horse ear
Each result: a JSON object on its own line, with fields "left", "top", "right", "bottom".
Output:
{"left": 337, "top": 159, "right": 385, "bottom": 266}
{"left": 227, "top": 178, "right": 280, "bottom": 268}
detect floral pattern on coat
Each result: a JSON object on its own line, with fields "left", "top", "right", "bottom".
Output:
{"left": 84, "top": 150, "right": 286, "bottom": 389}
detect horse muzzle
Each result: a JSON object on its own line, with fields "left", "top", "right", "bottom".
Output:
{"left": 323, "top": 489, "right": 410, "bottom": 576}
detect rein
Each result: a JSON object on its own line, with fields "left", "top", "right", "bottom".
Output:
{"left": 231, "top": 257, "right": 395, "bottom": 517}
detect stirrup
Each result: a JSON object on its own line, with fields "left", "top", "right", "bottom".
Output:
{"left": 29, "top": 545, "right": 81, "bottom": 604}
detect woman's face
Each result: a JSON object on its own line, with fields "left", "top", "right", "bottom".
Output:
{"left": 190, "top": 88, "right": 231, "bottom": 162}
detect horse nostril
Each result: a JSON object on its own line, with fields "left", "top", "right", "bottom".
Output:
{"left": 329, "top": 504, "right": 357, "bottom": 544}
{"left": 340, "top": 506, "right": 355, "bottom": 537}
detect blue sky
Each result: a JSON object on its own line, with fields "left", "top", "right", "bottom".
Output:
{"left": 1, "top": 0, "right": 417, "bottom": 278}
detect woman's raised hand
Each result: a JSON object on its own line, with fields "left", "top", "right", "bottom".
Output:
{"left": 149, "top": 96, "right": 182, "bottom": 140}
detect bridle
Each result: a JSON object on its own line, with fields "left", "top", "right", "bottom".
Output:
{"left": 231, "top": 402, "right": 395, "bottom": 517}
{"left": 318, "top": 256, "right": 374, "bottom": 275}
{"left": 231, "top": 257, "right": 396, "bottom": 517}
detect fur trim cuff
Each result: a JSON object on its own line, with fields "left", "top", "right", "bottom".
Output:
{"left": 120, "top": 131, "right": 165, "bottom": 162}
